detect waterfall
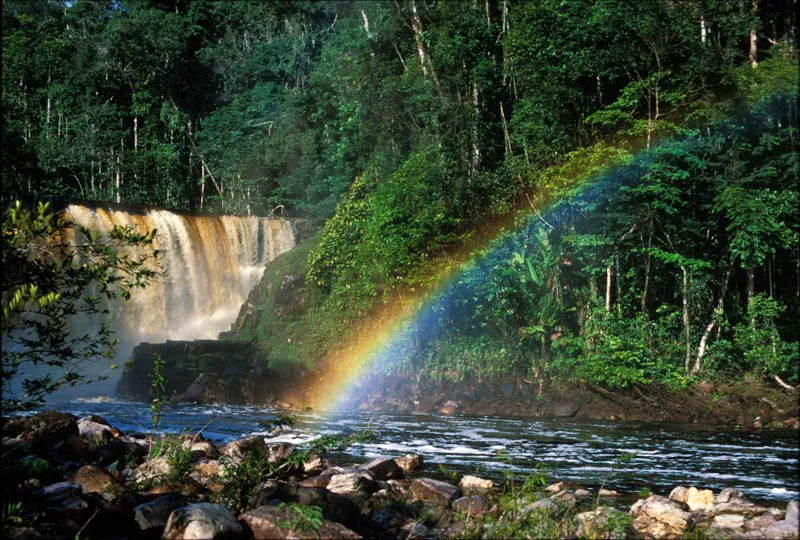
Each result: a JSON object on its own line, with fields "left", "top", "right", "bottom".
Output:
{"left": 63, "top": 204, "right": 296, "bottom": 344}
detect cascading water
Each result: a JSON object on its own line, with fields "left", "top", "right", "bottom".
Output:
{"left": 63, "top": 204, "right": 296, "bottom": 344}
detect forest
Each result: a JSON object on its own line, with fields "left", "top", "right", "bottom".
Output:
{"left": 3, "top": 0, "right": 798, "bottom": 391}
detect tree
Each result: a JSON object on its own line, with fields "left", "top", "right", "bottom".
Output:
{"left": 1, "top": 201, "right": 161, "bottom": 411}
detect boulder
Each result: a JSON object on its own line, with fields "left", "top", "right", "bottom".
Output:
{"left": 458, "top": 475, "right": 494, "bottom": 493}
{"left": 67, "top": 465, "right": 120, "bottom": 499}
{"left": 410, "top": 478, "right": 460, "bottom": 506}
{"left": 371, "top": 508, "right": 407, "bottom": 531}
{"left": 133, "top": 457, "right": 171, "bottom": 486}
{"left": 394, "top": 453, "right": 424, "bottom": 472}
{"left": 77, "top": 418, "right": 113, "bottom": 444}
{"left": 717, "top": 488, "right": 745, "bottom": 504}
{"left": 222, "top": 435, "right": 266, "bottom": 460}
{"left": 267, "top": 442, "right": 295, "bottom": 463}
{"left": 452, "top": 495, "right": 490, "bottom": 517}
{"left": 162, "top": 503, "right": 242, "bottom": 539}
{"left": 710, "top": 514, "right": 746, "bottom": 531}
{"left": 550, "top": 489, "right": 578, "bottom": 508}
{"left": 326, "top": 471, "right": 379, "bottom": 496}
{"left": 744, "top": 513, "right": 778, "bottom": 532}
{"left": 240, "top": 505, "right": 361, "bottom": 540}
{"left": 575, "top": 488, "right": 592, "bottom": 499}
{"left": 743, "top": 520, "right": 800, "bottom": 539}
{"left": 132, "top": 494, "right": 186, "bottom": 534}
{"left": 544, "top": 481, "right": 573, "bottom": 493}
{"left": 186, "top": 440, "right": 218, "bottom": 460}
{"left": 303, "top": 457, "right": 326, "bottom": 476}
{"left": 710, "top": 500, "right": 771, "bottom": 518}
{"left": 681, "top": 487, "right": 715, "bottom": 511}
{"left": 400, "top": 521, "right": 428, "bottom": 539}
{"left": 190, "top": 460, "right": 221, "bottom": 484}
{"left": 787, "top": 501, "right": 799, "bottom": 523}
{"left": 357, "top": 457, "right": 403, "bottom": 480}
{"left": 521, "top": 498, "right": 559, "bottom": 516}
{"left": 598, "top": 488, "right": 620, "bottom": 497}
{"left": 18, "top": 411, "right": 78, "bottom": 452}
{"left": 630, "top": 495, "right": 694, "bottom": 539}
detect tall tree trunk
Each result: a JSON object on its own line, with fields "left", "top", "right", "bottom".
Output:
{"left": 693, "top": 263, "right": 733, "bottom": 374}
{"left": 605, "top": 265, "right": 613, "bottom": 313}
{"left": 750, "top": 0, "right": 759, "bottom": 67}
{"left": 409, "top": 0, "right": 443, "bottom": 95}
{"left": 747, "top": 266, "right": 755, "bottom": 304}
{"left": 700, "top": 16, "right": 707, "bottom": 43}
{"left": 682, "top": 266, "right": 691, "bottom": 373}
{"left": 134, "top": 117, "right": 138, "bottom": 150}
{"left": 115, "top": 154, "right": 121, "bottom": 204}
{"left": 471, "top": 82, "right": 481, "bottom": 173}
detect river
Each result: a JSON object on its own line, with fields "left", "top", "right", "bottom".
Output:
{"left": 48, "top": 398, "right": 799, "bottom": 503}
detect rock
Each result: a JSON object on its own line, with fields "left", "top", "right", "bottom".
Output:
{"left": 240, "top": 505, "right": 361, "bottom": 540}
{"left": 711, "top": 500, "right": 771, "bottom": 518}
{"left": 133, "top": 457, "right": 171, "bottom": 485}
{"left": 717, "top": 487, "right": 745, "bottom": 504}
{"left": 2, "top": 437, "right": 32, "bottom": 460}
{"left": 190, "top": 460, "right": 221, "bottom": 485}
{"left": 743, "top": 519, "right": 800, "bottom": 539}
{"left": 521, "top": 498, "right": 558, "bottom": 515}
{"left": 438, "top": 400, "right": 460, "bottom": 415}
{"left": 576, "top": 506, "right": 629, "bottom": 539}
{"left": 711, "top": 514, "right": 746, "bottom": 530}
{"left": 410, "top": 478, "right": 460, "bottom": 506}
{"left": 630, "top": 495, "right": 694, "bottom": 539}
{"left": 326, "top": 471, "right": 379, "bottom": 496}
{"left": 67, "top": 465, "right": 120, "bottom": 499}
{"left": 186, "top": 441, "right": 218, "bottom": 460}
{"left": 685, "top": 487, "right": 715, "bottom": 511}
{"left": 249, "top": 480, "right": 279, "bottom": 508}
{"left": 178, "top": 373, "right": 243, "bottom": 404}
{"left": 277, "top": 483, "right": 360, "bottom": 527}
{"left": 51, "top": 434, "right": 100, "bottom": 464}
{"left": 744, "top": 512, "right": 778, "bottom": 531}
{"left": 133, "top": 494, "right": 186, "bottom": 533}
{"left": 371, "top": 508, "right": 406, "bottom": 531}
{"left": 552, "top": 399, "right": 581, "bottom": 418}
{"left": 575, "top": 488, "right": 592, "bottom": 499}
{"left": 544, "top": 481, "right": 571, "bottom": 493}
{"left": 669, "top": 486, "right": 689, "bottom": 503}
{"left": 550, "top": 490, "right": 578, "bottom": 507}
{"left": 77, "top": 418, "right": 113, "bottom": 444}
{"left": 358, "top": 457, "right": 403, "bottom": 480}
{"left": 400, "top": 521, "right": 428, "bottom": 539}
{"left": 598, "top": 488, "right": 620, "bottom": 497}
{"left": 2, "top": 527, "right": 44, "bottom": 539}
{"left": 162, "top": 503, "right": 242, "bottom": 539}
{"left": 394, "top": 453, "right": 423, "bottom": 472}
{"left": 303, "top": 457, "right": 326, "bottom": 476}
{"left": 18, "top": 411, "right": 79, "bottom": 452}
{"left": 452, "top": 495, "right": 490, "bottom": 517}
{"left": 222, "top": 435, "right": 266, "bottom": 460}
{"left": 268, "top": 442, "right": 295, "bottom": 463}
{"left": 458, "top": 475, "right": 493, "bottom": 493}
{"left": 787, "top": 500, "right": 799, "bottom": 523}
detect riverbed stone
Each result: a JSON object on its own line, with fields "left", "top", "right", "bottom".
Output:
{"left": 357, "top": 457, "right": 403, "bottom": 480}
{"left": 744, "top": 512, "right": 778, "bottom": 531}
{"left": 222, "top": 435, "right": 266, "bottom": 460}
{"left": 327, "top": 471, "right": 380, "bottom": 496}
{"left": 162, "top": 503, "right": 241, "bottom": 539}
{"left": 550, "top": 489, "right": 578, "bottom": 508}
{"left": 394, "top": 453, "right": 424, "bottom": 472}
{"left": 686, "top": 487, "right": 715, "bottom": 511}
{"left": 77, "top": 418, "right": 113, "bottom": 444}
{"left": 711, "top": 513, "right": 746, "bottom": 529}
{"left": 240, "top": 505, "right": 361, "bottom": 539}
{"left": 133, "top": 494, "right": 186, "bottom": 533}
{"left": 67, "top": 465, "right": 120, "bottom": 499}
{"left": 18, "top": 411, "right": 79, "bottom": 452}
{"left": 522, "top": 498, "right": 559, "bottom": 516}
{"left": 630, "top": 495, "right": 693, "bottom": 539}
{"left": 458, "top": 475, "right": 494, "bottom": 493}
{"left": 190, "top": 460, "right": 221, "bottom": 484}
{"left": 452, "top": 495, "right": 490, "bottom": 517}
{"left": 410, "top": 478, "right": 460, "bottom": 506}
{"left": 278, "top": 483, "right": 360, "bottom": 527}
{"left": 371, "top": 508, "right": 406, "bottom": 531}
{"left": 133, "top": 457, "right": 171, "bottom": 485}
{"left": 187, "top": 440, "right": 218, "bottom": 460}
{"left": 598, "top": 488, "right": 620, "bottom": 497}
{"left": 717, "top": 487, "right": 745, "bottom": 504}
{"left": 268, "top": 442, "right": 295, "bottom": 463}
{"left": 710, "top": 499, "right": 770, "bottom": 518}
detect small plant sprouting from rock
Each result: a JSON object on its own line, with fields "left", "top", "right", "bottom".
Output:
{"left": 218, "top": 450, "right": 274, "bottom": 512}
{"left": 278, "top": 503, "right": 323, "bottom": 537}
{"left": 148, "top": 354, "right": 167, "bottom": 459}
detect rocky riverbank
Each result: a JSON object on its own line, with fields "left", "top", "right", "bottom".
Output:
{"left": 117, "top": 340, "right": 800, "bottom": 429}
{"left": 2, "top": 410, "right": 798, "bottom": 539}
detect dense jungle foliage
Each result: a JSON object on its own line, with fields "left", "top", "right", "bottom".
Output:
{"left": 3, "top": 0, "right": 798, "bottom": 389}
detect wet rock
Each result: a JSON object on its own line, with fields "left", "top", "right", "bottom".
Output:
{"left": 452, "top": 495, "right": 490, "bottom": 517}
{"left": 630, "top": 495, "right": 693, "bottom": 539}
{"left": 410, "top": 478, "right": 460, "bottom": 506}
{"left": 327, "top": 471, "right": 379, "bottom": 496}
{"left": 162, "top": 503, "right": 242, "bottom": 539}
{"left": 18, "top": 411, "right": 78, "bottom": 453}
{"left": 544, "top": 481, "right": 574, "bottom": 493}
{"left": 222, "top": 435, "right": 266, "bottom": 460}
{"left": 133, "top": 457, "right": 171, "bottom": 486}
{"left": 394, "top": 453, "right": 424, "bottom": 472}
{"left": 598, "top": 488, "right": 620, "bottom": 497}
{"left": 67, "top": 465, "right": 120, "bottom": 499}
{"left": 576, "top": 506, "right": 629, "bottom": 539}
{"left": 133, "top": 494, "right": 186, "bottom": 534}
{"left": 240, "top": 505, "right": 361, "bottom": 539}
{"left": 357, "top": 457, "right": 403, "bottom": 480}
{"left": 458, "top": 475, "right": 494, "bottom": 493}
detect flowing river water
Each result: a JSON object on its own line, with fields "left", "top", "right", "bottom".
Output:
{"left": 50, "top": 399, "right": 799, "bottom": 503}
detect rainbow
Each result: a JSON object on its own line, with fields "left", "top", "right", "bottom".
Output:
{"left": 297, "top": 92, "right": 795, "bottom": 412}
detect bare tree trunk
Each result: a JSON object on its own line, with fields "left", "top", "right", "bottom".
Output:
{"left": 605, "top": 265, "right": 613, "bottom": 313}
{"left": 682, "top": 266, "right": 691, "bottom": 373}
{"left": 500, "top": 101, "right": 512, "bottom": 157}
{"left": 46, "top": 70, "right": 51, "bottom": 133}
{"left": 471, "top": 82, "right": 481, "bottom": 173}
{"left": 747, "top": 267, "right": 755, "bottom": 305}
{"left": 409, "top": 0, "right": 443, "bottom": 95}
{"left": 115, "top": 154, "right": 121, "bottom": 204}
{"left": 750, "top": 0, "right": 759, "bottom": 67}
{"left": 700, "top": 16, "right": 707, "bottom": 43}
{"left": 134, "top": 117, "right": 138, "bottom": 150}
{"left": 641, "top": 225, "right": 653, "bottom": 312}
{"left": 200, "top": 161, "right": 205, "bottom": 211}
{"left": 694, "top": 263, "right": 733, "bottom": 373}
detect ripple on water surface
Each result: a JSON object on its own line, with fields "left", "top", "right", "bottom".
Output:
{"left": 42, "top": 399, "right": 800, "bottom": 502}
